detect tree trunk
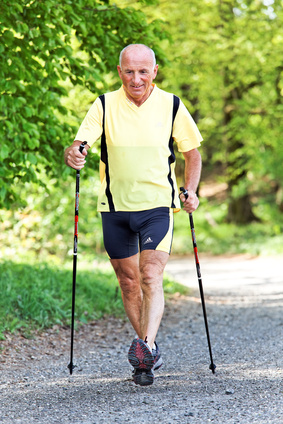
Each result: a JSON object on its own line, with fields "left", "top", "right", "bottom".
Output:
{"left": 225, "top": 139, "right": 259, "bottom": 224}
{"left": 227, "top": 193, "right": 259, "bottom": 223}
{"left": 224, "top": 85, "right": 259, "bottom": 224}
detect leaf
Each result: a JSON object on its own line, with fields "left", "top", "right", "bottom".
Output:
{"left": 27, "top": 153, "right": 38, "bottom": 165}
{"left": 13, "top": 3, "right": 23, "bottom": 13}
{"left": 0, "top": 0, "right": 168, "bottom": 209}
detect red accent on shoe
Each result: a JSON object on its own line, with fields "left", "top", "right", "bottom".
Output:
{"left": 128, "top": 338, "right": 154, "bottom": 371}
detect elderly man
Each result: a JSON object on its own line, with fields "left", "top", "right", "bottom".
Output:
{"left": 65, "top": 44, "right": 202, "bottom": 386}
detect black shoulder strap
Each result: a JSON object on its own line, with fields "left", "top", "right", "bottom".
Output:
{"left": 99, "top": 94, "right": 106, "bottom": 164}
{"left": 98, "top": 94, "right": 115, "bottom": 211}
{"left": 167, "top": 95, "right": 180, "bottom": 209}
{"left": 172, "top": 95, "right": 180, "bottom": 125}
{"left": 99, "top": 94, "right": 105, "bottom": 110}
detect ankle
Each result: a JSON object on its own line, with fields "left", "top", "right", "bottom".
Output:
{"left": 144, "top": 336, "right": 153, "bottom": 352}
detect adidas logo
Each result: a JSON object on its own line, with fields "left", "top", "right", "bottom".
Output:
{"left": 144, "top": 237, "right": 153, "bottom": 244}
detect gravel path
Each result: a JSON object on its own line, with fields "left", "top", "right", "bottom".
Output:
{"left": 0, "top": 255, "right": 282, "bottom": 423}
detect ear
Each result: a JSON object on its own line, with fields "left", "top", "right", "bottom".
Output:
{"left": 117, "top": 65, "right": 122, "bottom": 79}
{"left": 153, "top": 64, "right": 158, "bottom": 79}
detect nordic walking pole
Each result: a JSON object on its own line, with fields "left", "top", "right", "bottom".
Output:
{"left": 68, "top": 141, "right": 87, "bottom": 375}
{"left": 179, "top": 187, "right": 216, "bottom": 374}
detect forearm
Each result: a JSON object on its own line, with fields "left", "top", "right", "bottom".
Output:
{"left": 180, "top": 148, "right": 202, "bottom": 213}
{"left": 183, "top": 149, "right": 202, "bottom": 192}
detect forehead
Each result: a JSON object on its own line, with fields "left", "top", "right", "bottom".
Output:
{"left": 121, "top": 47, "right": 155, "bottom": 69}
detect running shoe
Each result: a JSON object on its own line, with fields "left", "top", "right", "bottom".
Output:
{"left": 132, "top": 368, "right": 154, "bottom": 386}
{"left": 152, "top": 342, "right": 163, "bottom": 371}
{"left": 128, "top": 338, "right": 154, "bottom": 370}
{"left": 128, "top": 338, "right": 154, "bottom": 386}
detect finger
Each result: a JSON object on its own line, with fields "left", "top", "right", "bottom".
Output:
{"left": 179, "top": 194, "right": 187, "bottom": 203}
{"left": 70, "top": 162, "right": 85, "bottom": 170}
{"left": 70, "top": 154, "right": 86, "bottom": 164}
{"left": 184, "top": 192, "right": 197, "bottom": 204}
{"left": 74, "top": 150, "right": 86, "bottom": 159}
{"left": 183, "top": 196, "right": 199, "bottom": 213}
{"left": 75, "top": 149, "right": 88, "bottom": 158}
{"left": 185, "top": 200, "right": 199, "bottom": 213}
{"left": 68, "top": 155, "right": 86, "bottom": 169}
{"left": 184, "top": 205, "right": 196, "bottom": 214}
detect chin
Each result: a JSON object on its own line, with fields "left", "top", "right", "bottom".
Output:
{"left": 131, "top": 89, "right": 144, "bottom": 97}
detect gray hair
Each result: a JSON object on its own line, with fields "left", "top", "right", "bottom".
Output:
{"left": 119, "top": 44, "right": 156, "bottom": 67}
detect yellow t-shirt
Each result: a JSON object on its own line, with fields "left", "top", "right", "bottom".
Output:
{"left": 75, "top": 85, "right": 202, "bottom": 212}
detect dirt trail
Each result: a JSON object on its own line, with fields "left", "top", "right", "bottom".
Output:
{"left": 0, "top": 255, "right": 282, "bottom": 423}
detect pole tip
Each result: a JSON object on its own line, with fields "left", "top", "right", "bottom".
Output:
{"left": 209, "top": 363, "right": 216, "bottom": 374}
{"left": 68, "top": 362, "right": 76, "bottom": 375}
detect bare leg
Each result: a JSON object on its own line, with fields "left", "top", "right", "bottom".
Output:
{"left": 110, "top": 254, "right": 143, "bottom": 337}
{"left": 139, "top": 250, "right": 169, "bottom": 349}
{"left": 110, "top": 250, "right": 169, "bottom": 349}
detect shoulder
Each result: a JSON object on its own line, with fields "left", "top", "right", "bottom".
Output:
{"left": 154, "top": 86, "right": 181, "bottom": 111}
{"left": 154, "top": 85, "right": 177, "bottom": 101}
{"left": 152, "top": 86, "right": 180, "bottom": 114}
{"left": 103, "top": 87, "right": 122, "bottom": 101}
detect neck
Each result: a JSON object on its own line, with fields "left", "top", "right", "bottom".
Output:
{"left": 124, "top": 84, "right": 155, "bottom": 107}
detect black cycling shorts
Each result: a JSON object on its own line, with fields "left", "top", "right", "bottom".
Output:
{"left": 101, "top": 207, "right": 174, "bottom": 259}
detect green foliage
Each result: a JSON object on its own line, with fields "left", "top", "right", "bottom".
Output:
{"left": 148, "top": 0, "right": 283, "bottom": 221}
{"left": 0, "top": 172, "right": 105, "bottom": 263}
{"left": 0, "top": 0, "right": 167, "bottom": 208}
{"left": 0, "top": 260, "right": 188, "bottom": 338}
{"left": 173, "top": 197, "right": 283, "bottom": 256}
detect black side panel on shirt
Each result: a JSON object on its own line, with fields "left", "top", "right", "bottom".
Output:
{"left": 99, "top": 94, "right": 115, "bottom": 212}
{"left": 168, "top": 94, "right": 180, "bottom": 208}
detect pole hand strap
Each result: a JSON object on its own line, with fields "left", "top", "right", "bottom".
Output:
{"left": 179, "top": 186, "right": 189, "bottom": 200}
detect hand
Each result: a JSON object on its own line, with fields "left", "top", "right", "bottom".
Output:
{"left": 65, "top": 143, "right": 88, "bottom": 170}
{"left": 179, "top": 189, "right": 199, "bottom": 214}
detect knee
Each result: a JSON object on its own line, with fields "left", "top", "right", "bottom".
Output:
{"left": 139, "top": 251, "right": 168, "bottom": 288}
{"left": 140, "top": 261, "right": 164, "bottom": 289}
{"left": 116, "top": 270, "right": 140, "bottom": 294}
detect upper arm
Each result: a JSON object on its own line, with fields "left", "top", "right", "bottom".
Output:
{"left": 173, "top": 100, "right": 203, "bottom": 152}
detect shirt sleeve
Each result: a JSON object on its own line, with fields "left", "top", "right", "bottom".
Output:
{"left": 74, "top": 97, "right": 103, "bottom": 148}
{"left": 173, "top": 99, "right": 203, "bottom": 152}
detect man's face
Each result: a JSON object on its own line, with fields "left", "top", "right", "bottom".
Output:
{"left": 117, "top": 46, "right": 158, "bottom": 107}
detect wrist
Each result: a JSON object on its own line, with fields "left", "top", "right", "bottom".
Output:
{"left": 184, "top": 188, "right": 196, "bottom": 195}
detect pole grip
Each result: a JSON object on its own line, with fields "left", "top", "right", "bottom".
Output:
{"left": 79, "top": 141, "right": 87, "bottom": 153}
{"left": 179, "top": 186, "right": 189, "bottom": 200}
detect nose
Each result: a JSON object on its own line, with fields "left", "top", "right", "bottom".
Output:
{"left": 132, "top": 71, "right": 140, "bottom": 85}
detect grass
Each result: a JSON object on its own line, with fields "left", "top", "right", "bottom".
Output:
{"left": 0, "top": 260, "right": 189, "bottom": 340}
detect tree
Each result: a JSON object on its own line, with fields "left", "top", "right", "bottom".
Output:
{"left": 147, "top": 0, "right": 283, "bottom": 223}
{"left": 0, "top": 0, "right": 166, "bottom": 208}
{"left": 215, "top": 0, "right": 283, "bottom": 223}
